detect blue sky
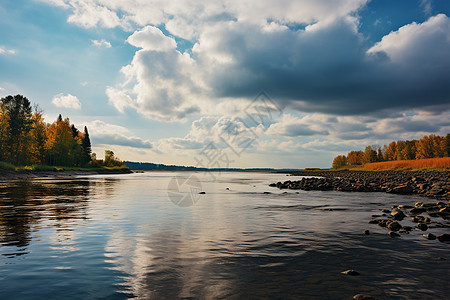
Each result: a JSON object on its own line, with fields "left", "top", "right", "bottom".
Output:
{"left": 0, "top": 0, "right": 449, "bottom": 168}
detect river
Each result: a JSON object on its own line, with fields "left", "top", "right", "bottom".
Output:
{"left": 0, "top": 172, "right": 448, "bottom": 299}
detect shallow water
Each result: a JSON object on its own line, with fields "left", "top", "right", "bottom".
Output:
{"left": 0, "top": 172, "right": 448, "bottom": 299}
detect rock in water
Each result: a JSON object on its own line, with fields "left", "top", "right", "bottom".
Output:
{"left": 363, "top": 230, "right": 370, "bottom": 235}
{"left": 417, "top": 223, "right": 428, "bottom": 231}
{"left": 437, "top": 234, "right": 450, "bottom": 242}
{"left": 389, "top": 231, "right": 400, "bottom": 238}
{"left": 391, "top": 208, "right": 405, "bottom": 220}
{"left": 402, "top": 226, "right": 413, "bottom": 231}
{"left": 423, "top": 233, "right": 436, "bottom": 240}
{"left": 387, "top": 220, "right": 402, "bottom": 231}
{"left": 341, "top": 269, "right": 360, "bottom": 276}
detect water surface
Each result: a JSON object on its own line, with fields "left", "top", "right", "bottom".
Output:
{"left": 0, "top": 172, "right": 448, "bottom": 299}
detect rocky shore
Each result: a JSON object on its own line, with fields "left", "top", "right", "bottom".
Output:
{"left": 270, "top": 170, "right": 450, "bottom": 200}
{"left": 0, "top": 168, "right": 133, "bottom": 181}
{"left": 270, "top": 170, "right": 450, "bottom": 242}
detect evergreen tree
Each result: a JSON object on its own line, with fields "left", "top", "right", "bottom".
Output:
{"left": 71, "top": 124, "right": 79, "bottom": 138}
{"left": 0, "top": 95, "right": 33, "bottom": 165}
{"left": 82, "top": 126, "right": 92, "bottom": 164}
{"left": 0, "top": 103, "right": 11, "bottom": 162}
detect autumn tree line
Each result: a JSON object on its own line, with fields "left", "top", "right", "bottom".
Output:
{"left": 332, "top": 134, "right": 450, "bottom": 169}
{"left": 0, "top": 94, "right": 124, "bottom": 168}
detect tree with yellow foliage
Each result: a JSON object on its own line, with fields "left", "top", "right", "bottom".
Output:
{"left": 28, "top": 111, "right": 48, "bottom": 164}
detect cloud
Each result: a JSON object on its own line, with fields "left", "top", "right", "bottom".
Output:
{"left": 44, "top": 1, "right": 450, "bottom": 125}
{"left": 106, "top": 46, "right": 202, "bottom": 121}
{"left": 127, "top": 26, "right": 176, "bottom": 51}
{"left": 266, "top": 114, "right": 328, "bottom": 137}
{"left": 85, "top": 120, "right": 152, "bottom": 149}
{"left": 91, "top": 39, "right": 112, "bottom": 48}
{"left": 42, "top": 0, "right": 368, "bottom": 38}
{"left": 156, "top": 116, "right": 265, "bottom": 152}
{"left": 420, "top": 0, "right": 433, "bottom": 15}
{"left": 0, "top": 46, "right": 16, "bottom": 55}
{"left": 51, "top": 93, "right": 82, "bottom": 110}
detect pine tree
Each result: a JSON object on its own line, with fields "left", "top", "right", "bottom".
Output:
{"left": 82, "top": 126, "right": 92, "bottom": 164}
{"left": 0, "top": 95, "right": 33, "bottom": 165}
{"left": 71, "top": 124, "right": 79, "bottom": 138}
{"left": 0, "top": 103, "right": 11, "bottom": 162}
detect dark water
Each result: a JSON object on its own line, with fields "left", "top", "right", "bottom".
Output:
{"left": 0, "top": 172, "right": 448, "bottom": 299}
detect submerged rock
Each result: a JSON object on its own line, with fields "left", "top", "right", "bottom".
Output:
{"left": 417, "top": 223, "right": 428, "bottom": 231}
{"left": 387, "top": 220, "right": 402, "bottom": 231}
{"left": 389, "top": 231, "right": 400, "bottom": 238}
{"left": 341, "top": 269, "right": 360, "bottom": 276}
{"left": 437, "top": 234, "right": 450, "bottom": 242}
{"left": 423, "top": 233, "right": 436, "bottom": 240}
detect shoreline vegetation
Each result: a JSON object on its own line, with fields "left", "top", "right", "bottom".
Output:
{"left": 331, "top": 134, "right": 450, "bottom": 169}
{"left": 0, "top": 94, "right": 130, "bottom": 179}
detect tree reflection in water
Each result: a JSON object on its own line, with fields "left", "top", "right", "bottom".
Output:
{"left": 0, "top": 179, "right": 91, "bottom": 256}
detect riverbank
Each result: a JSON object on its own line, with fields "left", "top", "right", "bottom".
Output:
{"left": 0, "top": 168, "right": 133, "bottom": 181}
{"left": 271, "top": 170, "right": 450, "bottom": 200}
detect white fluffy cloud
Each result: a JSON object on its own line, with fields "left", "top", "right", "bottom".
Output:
{"left": 106, "top": 43, "right": 203, "bottom": 121}
{"left": 368, "top": 14, "right": 450, "bottom": 65}
{"left": 42, "top": 0, "right": 368, "bottom": 38}
{"left": 127, "top": 26, "right": 176, "bottom": 51}
{"left": 52, "top": 93, "right": 82, "bottom": 110}
{"left": 91, "top": 39, "right": 112, "bottom": 48}
{"left": 43, "top": 0, "right": 450, "bottom": 127}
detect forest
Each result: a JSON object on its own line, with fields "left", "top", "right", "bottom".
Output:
{"left": 332, "top": 134, "right": 450, "bottom": 169}
{"left": 0, "top": 94, "right": 124, "bottom": 169}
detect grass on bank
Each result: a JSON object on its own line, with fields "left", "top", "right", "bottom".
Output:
{"left": 328, "top": 157, "right": 450, "bottom": 171}
{"left": 363, "top": 157, "right": 450, "bottom": 171}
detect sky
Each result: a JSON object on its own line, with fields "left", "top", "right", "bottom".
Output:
{"left": 0, "top": 0, "right": 449, "bottom": 169}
